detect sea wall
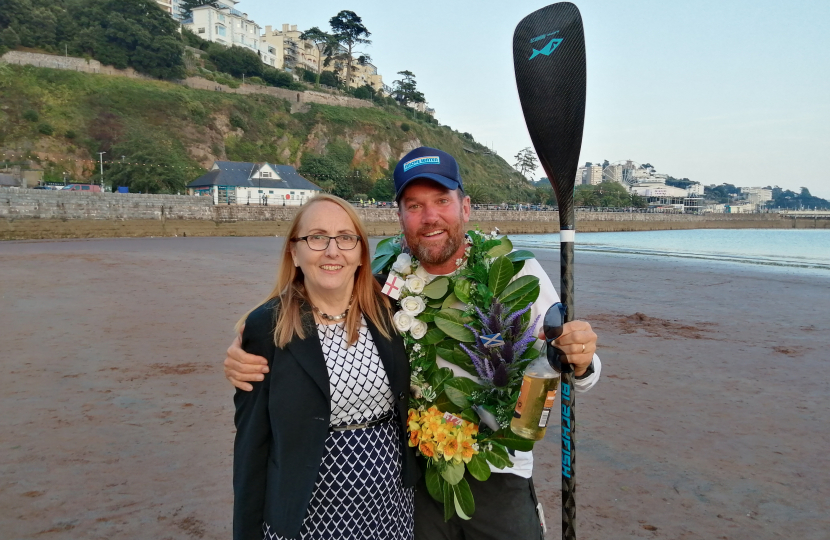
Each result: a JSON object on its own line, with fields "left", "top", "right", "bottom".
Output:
{"left": 3, "top": 188, "right": 829, "bottom": 241}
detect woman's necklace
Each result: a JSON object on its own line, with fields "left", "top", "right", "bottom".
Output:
{"left": 311, "top": 296, "right": 354, "bottom": 322}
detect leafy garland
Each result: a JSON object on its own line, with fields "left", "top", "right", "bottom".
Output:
{"left": 372, "top": 230, "right": 543, "bottom": 521}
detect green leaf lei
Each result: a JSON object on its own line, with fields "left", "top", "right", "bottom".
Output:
{"left": 372, "top": 229, "right": 544, "bottom": 521}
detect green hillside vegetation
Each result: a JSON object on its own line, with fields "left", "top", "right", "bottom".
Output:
{"left": 0, "top": 64, "right": 533, "bottom": 201}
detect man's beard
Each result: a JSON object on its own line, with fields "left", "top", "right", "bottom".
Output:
{"left": 406, "top": 215, "right": 466, "bottom": 267}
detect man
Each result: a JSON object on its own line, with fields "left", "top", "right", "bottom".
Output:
{"left": 225, "top": 147, "right": 601, "bottom": 539}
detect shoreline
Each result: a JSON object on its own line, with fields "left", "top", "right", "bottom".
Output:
{"left": 3, "top": 214, "right": 828, "bottom": 241}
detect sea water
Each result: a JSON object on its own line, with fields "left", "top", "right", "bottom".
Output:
{"left": 512, "top": 229, "right": 830, "bottom": 275}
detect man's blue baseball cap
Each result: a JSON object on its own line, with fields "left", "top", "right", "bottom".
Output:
{"left": 393, "top": 147, "right": 463, "bottom": 201}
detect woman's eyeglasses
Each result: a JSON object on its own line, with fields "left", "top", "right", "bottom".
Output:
{"left": 292, "top": 234, "right": 361, "bottom": 251}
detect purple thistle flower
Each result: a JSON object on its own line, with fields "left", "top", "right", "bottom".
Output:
{"left": 473, "top": 306, "right": 494, "bottom": 334}
{"left": 504, "top": 302, "right": 533, "bottom": 327}
{"left": 492, "top": 363, "right": 509, "bottom": 387}
{"left": 460, "top": 342, "right": 493, "bottom": 380}
{"left": 512, "top": 314, "right": 541, "bottom": 359}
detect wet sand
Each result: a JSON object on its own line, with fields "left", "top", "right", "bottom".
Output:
{"left": 1, "top": 237, "right": 827, "bottom": 539}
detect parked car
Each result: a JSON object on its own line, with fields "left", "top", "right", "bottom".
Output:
{"left": 62, "top": 184, "right": 102, "bottom": 192}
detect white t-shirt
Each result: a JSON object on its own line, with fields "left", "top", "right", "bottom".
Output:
{"left": 427, "top": 258, "right": 602, "bottom": 478}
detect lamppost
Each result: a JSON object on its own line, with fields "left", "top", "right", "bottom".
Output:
{"left": 98, "top": 152, "right": 106, "bottom": 190}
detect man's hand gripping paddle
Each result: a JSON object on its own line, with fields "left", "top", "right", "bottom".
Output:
{"left": 513, "top": 3, "right": 587, "bottom": 539}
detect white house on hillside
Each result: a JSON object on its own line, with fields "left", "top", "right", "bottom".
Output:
{"left": 183, "top": 1, "right": 278, "bottom": 68}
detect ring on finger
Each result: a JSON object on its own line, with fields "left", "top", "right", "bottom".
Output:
{"left": 581, "top": 343, "right": 585, "bottom": 353}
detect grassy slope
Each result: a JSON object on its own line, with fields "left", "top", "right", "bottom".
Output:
{"left": 0, "top": 64, "right": 532, "bottom": 201}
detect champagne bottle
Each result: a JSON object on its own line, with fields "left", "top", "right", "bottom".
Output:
{"left": 511, "top": 351, "right": 560, "bottom": 440}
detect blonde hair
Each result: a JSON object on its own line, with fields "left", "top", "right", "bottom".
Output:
{"left": 236, "top": 194, "right": 392, "bottom": 348}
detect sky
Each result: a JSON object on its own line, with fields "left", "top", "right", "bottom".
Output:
{"left": 238, "top": 0, "right": 830, "bottom": 199}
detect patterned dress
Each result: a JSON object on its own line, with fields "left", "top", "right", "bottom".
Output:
{"left": 264, "top": 319, "right": 414, "bottom": 540}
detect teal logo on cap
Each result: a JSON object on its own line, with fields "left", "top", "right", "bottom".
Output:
{"left": 403, "top": 156, "right": 440, "bottom": 172}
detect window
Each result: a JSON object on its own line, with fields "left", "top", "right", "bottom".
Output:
{"left": 290, "top": 191, "right": 295, "bottom": 195}
{"left": 258, "top": 190, "right": 263, "bottom": 194}
{"left": 216, "top": 26, "right": 226, "bottom": 37}
{"left": 269, "top": 191, "right": 274, "bottom": 194}
{"left": 261, "top": 172, "right": 271, "bottom": 178}
{"left": 218, "top": 14, "right": 225, "bottom": 22}
{"left": 268, "top": 46, "right": 275, "bottom": 54}
{"left": 82, "top": 186, "right": 90, "bottom": 190}
{"left": 198, "top": 27, "right": 205, "bottom": 34}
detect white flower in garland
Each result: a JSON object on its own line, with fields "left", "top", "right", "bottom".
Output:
{"left": 409, "top": 319, "right": 428, "bottom": 339}
{"left": 401, "top": 295, "right": 426, "bottom": 316}
{"left": 414, "top": 264, "right": 431, "bottom": 282}
{"left": 405, "top": 274, "right": 426, "bottom": 294}
{"left": 391, "top": 252, "right": 412, "bottom": 275}
{"left": 393, "top": 310, "right": 414, "bottom": 332}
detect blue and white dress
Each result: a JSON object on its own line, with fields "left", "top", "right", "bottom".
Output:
{"left": 264, "top": 320, "right": 414, "bottom": 540}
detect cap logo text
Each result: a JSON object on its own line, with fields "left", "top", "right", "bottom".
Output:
{"left": 403, "top": 156, "right": 440, "bottom": 172}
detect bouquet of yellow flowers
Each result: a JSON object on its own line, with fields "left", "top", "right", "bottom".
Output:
{"left": 408, "top": 407, "right": 479, "bottom": 463}
{"left": 407, "top": 407, "right": 482, "bottom": 519}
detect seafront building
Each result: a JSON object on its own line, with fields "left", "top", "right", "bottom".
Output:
{"left": 259, "top": 24, "right": 387, "bottom": 92}
{"left": 155, "top": 0, "right": 183, "bottom": 20}
{"left": 580, "top": 163, "right": 603, "bottom": 185}
{"left": 183, "top": 1, "right": 279, "bottom": 68}
{"left": 741, "top": 187, "right": 773, "bottom": 210}
{"left": 187, "top": 161, "right": 321, "bottom": 206}
{"left": 261, "top": 24, "right": 320, "bottom": 73}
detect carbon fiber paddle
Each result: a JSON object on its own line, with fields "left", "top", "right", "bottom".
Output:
{"left": 513, "top": 4, "right": 587, "bottom": 539}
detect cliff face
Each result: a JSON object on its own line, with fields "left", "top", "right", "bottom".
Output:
{"left": 0, "top": 64, "right": 532, "bottom": 201}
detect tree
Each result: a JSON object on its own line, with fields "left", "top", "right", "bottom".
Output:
{"left": 299, "top": 26, "right": 332, "bottom": 86}
{"left": 318, "top": 70, "right": 340, "bottom": 88}
{"left": 180, "top": 0, "right": 219, "bottom": 19}
{"left": 209, "top": 45, "right": 263, "bottom": 78}
{"left": 108, "top": 133, "right": 193, "bottom": 194}
{"left": 392, "top": 70, "right": 425, "bottom": 105}
{"left": 367, "top": 175, "right": 395, "bottom": 201}
{"left": 352, "top": 84, "right": 375, "bottom": 101}
{"left": 70, "top": 0, "right": 186, "bottom": 79}
{"left": 574, "top": 182, "right": 642, "bottom": 208}
{"left": 299, "top": 153, "right": 352, "bottom": 200}
{"left": 513, "top": 147, "right": 538, "bottom": 179}
{"left": 261, "top": 67, "right": 295, "bottom": 88}
{"left": 327, "top": 10, "right": 371, "bottom": 88}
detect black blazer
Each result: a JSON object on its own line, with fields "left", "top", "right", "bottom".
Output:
{"left": 233, "top": 298, "right": 419, "bottom": 540}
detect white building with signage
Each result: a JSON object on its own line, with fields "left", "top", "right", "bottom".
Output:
{"left": 187, "top": 161, "right": 321, "bottom": 206}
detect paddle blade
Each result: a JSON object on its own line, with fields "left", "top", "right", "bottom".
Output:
{"left": 513, "top": 2, "right": 586, "bottom": 227}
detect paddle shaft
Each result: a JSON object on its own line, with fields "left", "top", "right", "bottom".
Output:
{"left": 559, "top": 232, "right": 576, "bottom": 540}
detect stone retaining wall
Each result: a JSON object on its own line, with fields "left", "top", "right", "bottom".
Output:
{"left": 0, "top": 188, "right": 213, "bottom": 221}
{"left": 1, "top": 51, "right": 374, "bottom": 111}
{"left": 1, "top": 50, "right": 154, "bottom": 80}
{"left": 3, "top": 188, "right": 828, "bottom": 241}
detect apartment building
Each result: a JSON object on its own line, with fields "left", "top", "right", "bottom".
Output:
{"left": 184, "top": 1, "right": 278, "bottom": 68}
{"left": 581, "top": 162, "right": 603, "bottom": 185}
{"left": 260, "top": 24, "right": 386, "bottom": 92}
{"left": 261, "top": 24, "right": 320, "bottom": 74}
{"left": 741, "top": 187, "right": 773, "bottom": 210}
{"left": 155, "top": 0, "right": 188, "bottom": 21}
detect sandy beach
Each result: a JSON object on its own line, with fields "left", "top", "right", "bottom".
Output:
{"left": 1, "top": 237, "right": 827, "bottom": 539}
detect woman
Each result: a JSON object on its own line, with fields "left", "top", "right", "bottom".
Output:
{"left": 233, "top": 194, "right": 419, "bottom": 540}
